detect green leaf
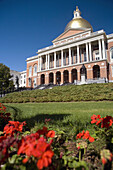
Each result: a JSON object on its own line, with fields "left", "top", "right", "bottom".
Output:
{"left": 8, "top": 154, "right": 18, "bottom": 164}
{"left": 20, "top": 165, "right": 26, "bottom": 170}
{"left": 111, "top": 137, "right": 113, "bottom": 143}
{"left": 1, "top": 164, "right": 7, "bottom": 170}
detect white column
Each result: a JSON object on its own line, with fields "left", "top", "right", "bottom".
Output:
{"left": 38, "top": 57, "right": 40, "bottom": 72}
{"left": 40, "top": 57, "right": 42, "bottom": 71}
{"left": 61, "top": 50, "right": 63, "bottom": 67}
{"left": 48, "top": 54, "right": 50, "bottom": 69}
{"left": 86, "top": 43, "right": 89, "bottom": 62}
{"left": 54, "top": 52, "right": 56, "bottom": 68}
{"left": 102, "top": 39, "right": 106, "bottom": 59}
{"left": 99, "top": 39, "right": 102, "bottom": 60}
{"left": 69, "top": 47, "right": 71, "bottom": 65}
{"left": 77, "top": 45, "right": 80, "bottom": 63}
{"left": 89, "top": 42, "right": 92, "bottom": 61}
{"left": 46, "top": 55, "right": 48, "bottom": 70}
{"left": 58, "top": 54, "right": 59, "bottom": 67}
{"left": 72, "top": 50, "right": 74, "bottom": 64}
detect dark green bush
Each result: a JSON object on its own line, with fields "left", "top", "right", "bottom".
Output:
{"left": 1, "top": 83, "right": 113, "bottom": 103}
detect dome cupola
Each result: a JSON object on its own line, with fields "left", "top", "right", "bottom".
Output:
{"left": 65, "top": 6, "right": 93, "bottom": 31}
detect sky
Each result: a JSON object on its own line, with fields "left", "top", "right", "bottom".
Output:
{"left": 0, "top": 0, "right": 113, "bottom": 72}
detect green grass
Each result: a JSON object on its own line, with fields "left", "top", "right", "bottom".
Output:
{"left": 1, "top": 83, "right": 113, "bottom": 103}
{"left": 5, "top": 101, "right": 113, "bottom": 136}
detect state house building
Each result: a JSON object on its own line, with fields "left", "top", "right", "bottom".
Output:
{"left": 26, "top": 7, "right": 113, "bottom": 88}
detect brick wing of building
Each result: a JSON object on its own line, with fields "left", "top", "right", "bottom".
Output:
{"left": 26, "top": 6, "right": 113, "bottom": 88}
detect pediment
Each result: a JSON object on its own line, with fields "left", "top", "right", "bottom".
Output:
{"left": 53, "top": 29, "right": 84, "bottom": 43}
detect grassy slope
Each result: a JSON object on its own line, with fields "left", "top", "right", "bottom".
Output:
{"left": 1, "top": 83, "right": 113, "bottom": 103}
{"left": 5, "top": 101, "right": 113, "bottom": 135}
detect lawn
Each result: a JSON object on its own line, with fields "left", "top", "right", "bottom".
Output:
{"left": 5, "top": 101, "right": 113, "bottom": 135}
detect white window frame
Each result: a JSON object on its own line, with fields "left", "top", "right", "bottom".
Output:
{"left": 33, "top": 64, "right": 37, "bottom": 76}
{"left": 112, "top": 66, "right": 113, "bottom": 77}
{"left": 110, "top": 47, "right": 113, "bottom": 60}
{"left": 29, "top": 66, "right": 32, "bottom": 77}
{"left": 95, "top": 50, "right": 100, "bottom": 60}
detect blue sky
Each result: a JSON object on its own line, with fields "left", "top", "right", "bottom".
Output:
{"left": 0, "top": 0, "right": 113, "bottom": 72}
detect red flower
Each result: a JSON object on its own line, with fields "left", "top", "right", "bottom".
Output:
{"left": 91, "top": 114, "right": 102, "bottom": 126}
{"left": 0, "top": 103, "right": 6, "bottom": 111}
{"left": 76, "top": 130, "right": 94, "bottom": 143}
{"left": 18, "top": 127, "right": 54, "bottom": 169}
{"left": 37, "top": 150, "right": 54, "bottom": 170}
{"left": 37, "top": 127, "right": 55, "bottom": 139}
{"left": 101, "top": 116, "right": 113, "bottom": 129}
{"left": 91, "top": 114, "right": 113, "bottom": 129}
{"left": 76, "top": 130, "right": 85, "bottom": 139}
{"left": 22, "top": 157, "right": 29, "bottom": 164}
{"left": 3, "top": 121, "right": 26, "bottom": 136}
{"left": 46, "top": 130, "right": 55, "bottom": 138}
{"left": 89, "top": 136, "right": 94, "bottom": 143}
{"left": 83, "top": 130, "right": 90, "bottom": 139}
{"left": 37, "top": 127, "right": 48, "bottom": 136}
{"left": 102, "top": 157, "right": 107, "bottom": 164}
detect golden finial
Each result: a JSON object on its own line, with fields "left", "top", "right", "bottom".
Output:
{"left": 76, "top": 6, "right": 79, "bottom": 11}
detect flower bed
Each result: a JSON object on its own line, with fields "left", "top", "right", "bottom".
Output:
{"left": 0, "top": 103, "right": 113, "bottom": 169}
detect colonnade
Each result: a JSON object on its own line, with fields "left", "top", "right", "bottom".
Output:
{"left": 38, "top": 39, "right": 106, "bottom": 72}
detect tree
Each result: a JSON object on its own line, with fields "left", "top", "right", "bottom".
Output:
{"left": 0, "top": 63, "right": 14, "bottom": 91}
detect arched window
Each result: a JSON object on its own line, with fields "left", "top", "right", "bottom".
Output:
{"left": 110, "top": 47, "right": 113, "bottom": 59}
{"left": 29, "top": 66, "right": 32, "bottom": 77}
{"left": 33, "top": 64, "right": 37, "bottom": 76}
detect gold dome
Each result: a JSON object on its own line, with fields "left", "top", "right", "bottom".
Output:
{"left": 65, "top": 18, "right": 93, "bottom": 31}
{"left": 65, "top": 6, "right": 93, "bottom": 31}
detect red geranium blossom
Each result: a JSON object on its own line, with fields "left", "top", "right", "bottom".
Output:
{"left": 0, "top": 103, "right": 6, "bottom": 111}
{"left": 76, "top": 130, "right": 94, "bottom": 143}
{"left": 76, "top": 130, "right": 85, "bottom": 139}
{"left": 91, "top": 114, "right": 102, "bottom": 126}
{"left": 101, "top": 116, "right": 113, "bottom": 129}
{"left": 18, "top": 127, "right": 55, "bottom": 169}
{"left": 18, "top": 135, "right": 54, "bottom": 169}
{"left": 91, "top": 114, "right": 113, "bottom": 129}
{"left": 37, "top": 127, "right": 55, "bottom": 139}
{"left": 3, "top": 121, "right": 26, "bottom": 136}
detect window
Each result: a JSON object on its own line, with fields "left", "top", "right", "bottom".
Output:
{"left": 33, "top": 64, "right": 37, "bottom": 76}
{"left": 29, "top": 78, "right": 31, "bottom": 87}
{"left": 33, "top": 78, "right": 37, "bottom": 88}
{"left": 95, "top": 50, "right": 100, "bottom": 60}
{"left": 112, "top": 66, "right": 113, "bottom": 77}
{"left": 84, "top": 52, "right": 87, "bottom": 62}
{"left": 29, "top": 66, "right": 32, "bottom": 77}
{"left": 75, "top": 55, "right": 77, "bottom": 63}
{"left": 24, "top": 75, "right": 26, "bottom": 78}
{"left": 110, "top": 47, "right": 113, "bottom": 59}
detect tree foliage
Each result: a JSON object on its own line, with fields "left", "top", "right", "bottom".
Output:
{"left": 0, "top": 63, "right": 14, "bottom": 90}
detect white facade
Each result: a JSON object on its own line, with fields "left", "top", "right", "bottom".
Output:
{"left": 10, "top": 70, "right": 26, "bottom": 88}
{"left": 20, "top": 71, "right": 26, "bottom": 87}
